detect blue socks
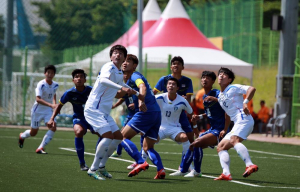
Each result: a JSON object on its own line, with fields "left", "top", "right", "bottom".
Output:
{"left": 181, "top": 149, "right": 194, "bottom": 173}
{"left": 116, "top": 144, "right": 122, "bottom": 155}
{"left": 181, "top": 147, "right": 203, "bottom": 173}
{"left": 147, "top": 148, "right": 164, "bottom": 171}
{"left": 193, "top": 147, "right": 203, "bottom": 173}
{"left": 75, "top": 137, "right": 85, "bottom": 165}
{"left": 121, "top": 139, "right": 144, "bottom": 164}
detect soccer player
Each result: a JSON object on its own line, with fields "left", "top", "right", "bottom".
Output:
{"left": 110, "top": 72, "right": 139, "bottom": 158}
{"left": 214, "top": 67, "right": 258, "bottom": 181}
{"left": 153, "top": 56, "right": 198, "bottom": 170}
{"left": 156, "top": 77, "right": 193, "bottom": 165}
{"left": 47, "top": 69, "right": 98, "bottom": 171}
{"left": 18, "top": 65, "right": 58, "bottom": 154}
{"left": 84, "top": 45, "right": 137, "bottom": 180}
{"left": 120, "top": 54, "right": 165, "bottom": 179}
{"left": 170, "top": 71, "right": 230, "bottom": 177}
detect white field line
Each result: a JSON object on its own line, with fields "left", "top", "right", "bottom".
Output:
{"left": 59, "top": 147, "right": 300, "bottom": 190}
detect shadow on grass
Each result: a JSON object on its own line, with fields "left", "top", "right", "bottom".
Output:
{"left": 116, "top": 177, "right": 192, "bottom": 184}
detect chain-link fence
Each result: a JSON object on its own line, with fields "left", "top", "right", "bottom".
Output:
{"left": 292, "top": 45, "right": 300, "bottom": 136}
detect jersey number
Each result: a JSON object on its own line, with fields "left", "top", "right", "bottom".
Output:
{"left": 166, "top": 111, "right": 171, "bottom": 117}
{"left": 48, "top": 94, "right": 52, "bottom": 99}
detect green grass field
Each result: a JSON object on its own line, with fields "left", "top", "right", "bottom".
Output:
{"left": 1, "top": 127, "right": 299, "bottom": 192}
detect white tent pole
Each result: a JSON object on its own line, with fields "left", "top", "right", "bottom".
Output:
{"left": 138, "top": 0, "right": 143, "bottom": 72}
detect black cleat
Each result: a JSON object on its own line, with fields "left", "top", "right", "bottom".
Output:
{"left": 19, "top": 133, "right": 24, "bottom": 148}
{"left": 80, "top": 164, "right": 89, "bottom": 171}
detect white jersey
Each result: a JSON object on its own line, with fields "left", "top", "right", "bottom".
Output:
{"left": 218, "top": 84, "right": 251, "bottom": 122}
{"left": 31, "top": 79, "right": 59, "bottom": 114}
{"left": 85, "top": 61, "right": 124, "bottom": 114}
{"left": 156, "top": 93, "right": 193, "bottom": 127}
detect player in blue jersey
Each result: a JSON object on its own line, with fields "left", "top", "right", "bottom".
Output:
{"left": 170, "top": 71, "right": 230, "bottom": 177}
{"left": 120, "top": 54, "right": 165, "bottom": 179}
{"left": 110, "top": 72, "right": 140, "bottom": 158}
{"left": 153, "top": 56, "right": 198, "bottom": 171}
{"left": 47, "top": 69, "right": 98, "bottom": 171}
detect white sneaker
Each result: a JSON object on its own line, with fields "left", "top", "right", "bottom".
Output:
{"left": 169, "top": 170, "right": 187, "bottom": 176}
{"left": 184, "top": 169, "right": 202, "bottom": 177}
{"left": 127, "top": 163, "right": 137, "bottom": 170}
{"left": 87, "top": 169, "right": 106, "bottom": 180}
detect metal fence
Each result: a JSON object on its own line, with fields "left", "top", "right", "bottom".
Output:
{"left": 292, "top": 45, "right": 300, "bottom": 136}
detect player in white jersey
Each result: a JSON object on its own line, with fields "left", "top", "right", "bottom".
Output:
{"left": 155, "top": 78, "right": 193, "bottom": 174}
{"left": 18, "top": 65, "right": 59, "bottom": 154}
{"left": 84, "top": 45, "right": 138, "bottom": 180}
{"left": 214, "top": 67, "right": 258, "bottom": 181}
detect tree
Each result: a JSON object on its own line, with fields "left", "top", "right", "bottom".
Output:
{"left": 32, "top": 0, "right": 127, "bottom": 50}
{"left": 0, "top": 15, "right": 4, "bottom": 48}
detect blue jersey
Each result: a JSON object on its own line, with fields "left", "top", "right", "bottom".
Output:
{"left": 126, "top": 71, "right": 160, "bottom": 112}
{"left": 203, "top": 89, "right": 225, "bottom": 131}
{"left": 154, "top": 74, "right": 193, "bottom": 96}
{"left": 123, "top": 94, "right": 139, "bottom": 118}
{"left": 59, "top": 86, "right": 92, "bottom": 119}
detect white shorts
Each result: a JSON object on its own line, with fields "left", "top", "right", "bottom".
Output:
{"left": 158, "top": 126, "right": 185, "bottom": 144}
{"left": 31, "top": 112, "right": 54, "bottom": 129}
{"left": 224, "top": 115, "right": 254, "bottom": 140}
{"left": 84, "top": 110, "right": 119, "bottom": 135}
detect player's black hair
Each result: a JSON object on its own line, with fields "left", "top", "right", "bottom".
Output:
{"left": 126, "top": 54, "right": 139, "bottom": 65}
{"left": 44, "top": 65, "right": 56, "bottom": 74}
{"left": 201, "top": 71, "right": 217, "bottom": 81}
{"left": 167, "top": 77, "right": 180, "bottom": 87}
{"left": 218, "top": 67, "right": 235, "bottom": 84}
{"left": 110, "top": 44, "right": 127, "bottom": 59}
{"left": 171, "top": 56, "right": 184, "bottom": 66}
{"left": 72, "top": 69, "right": 87, "bottom": 79}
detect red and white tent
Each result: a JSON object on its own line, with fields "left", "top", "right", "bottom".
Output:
{"left": 112, "top": 0, "right": 161, "bottom": 47}
{"left": 68, "top": 0, "right": 252, "bottom": 80}
{"left": 126, "top": 0, "right": 253, "bottom": 79}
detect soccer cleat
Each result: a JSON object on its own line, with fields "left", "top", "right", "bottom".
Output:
{"left": 36, "top": 148, "right": 47, "bottom": 154}
{"left": 87, "top": 169, "right": 106, "bottom": 180}
{"left": 80, "top": 164, "right": 89, "bottom": 171}
{"left": 18, "top": 133, "right": 24, "bottom": 148}
{"left": 214, "top": 173, "right": 232, "bottom": 181}
{"left": 128, "top": 161, "right": 149, "bottom": 177}
{"left": 184, "top": 169, "right": 202, "bottom": 177}
{"left": 154, "top": 169, "right": 166, "bottom": 179}
{"left": 99, "top": 167, "right": 112, "bottom": 178}
{"left": 110, "top": 151, "right": 121, "bottom": 157}
{"left": 243, "top": 164, "right": 258, "bottom": 178}
{"left": 169, "top": 170, "right": 188, "bottom": 176}
{"left": 127, "top": 162, "right": 137, "bottom": 170}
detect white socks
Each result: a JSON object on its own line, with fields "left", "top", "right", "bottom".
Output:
{"left": 141, "top": 149, "right": 148, "bottom": 161}
{"left": 21, "top": 130, "right": 31, "bottom": 139}
{"left": 91, "top": 138, "right": 112, "bottom": 171}
{"left": 218, "top": 150, "right": 230, "bottom": 175}
{"left": 182, "top": 141, "right": 190, "bottom": 155}
{"left": 99, "top": 139, "right": 122, "bottom": 168}
{"left": 38, "top": 130, "right": 55, "bottom": 149}
{"left": 234, "top": 143, "right": 254, "bottom": 167}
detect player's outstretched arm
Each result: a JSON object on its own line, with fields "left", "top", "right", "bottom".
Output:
{"left": 112, "top": 98, "right": 125, "bottom": 109}
{"left": 137, "top": 83, "right": 147, "bottom": 112}
{"left": 220, "top": 113, "right": 231, "bottom": 139}
{"left": 243, "top": 86, "right": 256, "bottom": 115}
{"left": 47, "top": 104, "right": 62, "bottom": 128}
{"left": 36, "top": 96, "right": 56, "bottom": 109}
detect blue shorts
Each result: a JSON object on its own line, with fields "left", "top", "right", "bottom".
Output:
{"left": 199, "top": 128, "right": 223, "bottom": 148}
{"left": 179, "top": 111, "right": 192, "bottom": 133}
{"left": 73, "top": 117, "right": 95, "bottom": 134}
{"left": 127, "top": 111, "right": 161, "bottom": 140}
{"left": 123, "top": 116, "right": 133, "bottom": 127}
